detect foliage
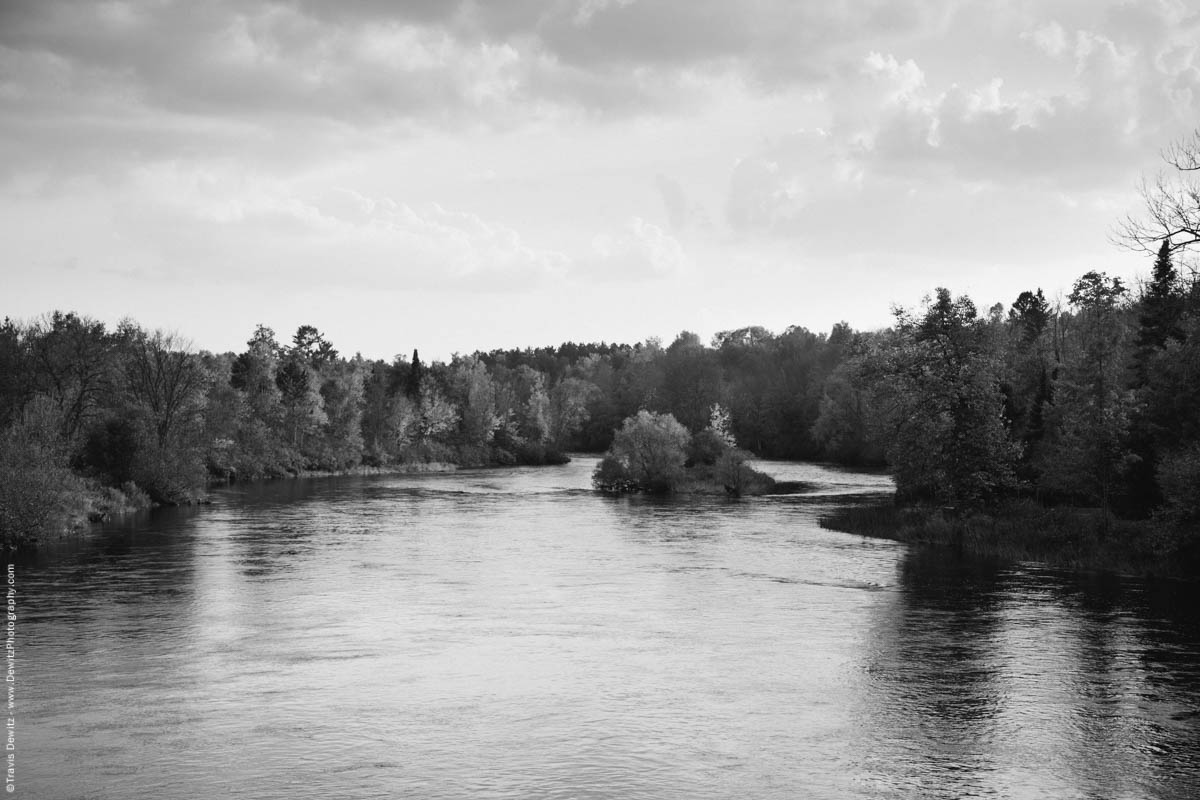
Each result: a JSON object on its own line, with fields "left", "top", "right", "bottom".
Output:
{"left": 687, "top": 428, "right": 729, "bottom": 467}
{"left": 592, "top": 410, "right": 691, "bottom": 493}
{"left": 592, "top": 455, "right": 638, "bottom": 493}
{"left": 0, "top": 397, "right": 90, "bottom": 546}
{"left": 713, "top": 449, "right": 775, "bottom": 496}
{"left": 863, "top": 289, "right": 1021, "bottom": 509}
{"left": 1158, "top": 444, "right": 1200, "bottom": 529}
{"left": 707, "top": 403, "right": 737, "bottom": 448}
{"left": 6, "top": 159, "right": 1200, "bottom": 550}
{"left": 547, "top": 376, "right": 598, "bottom": 449}
{"left": 811, "top": 353, "right": 884, "bottom": 465}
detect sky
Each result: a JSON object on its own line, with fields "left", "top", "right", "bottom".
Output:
{"left": 2, "top": 0, "right": 1199, "bottom": 361}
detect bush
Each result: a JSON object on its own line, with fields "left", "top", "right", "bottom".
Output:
{"left": 1159, "top": 444, "right": 1200, "bottom": 528}
{"left": 592, "top": 410, "right": 690, "bottom": 493}
{"left": 687, "top": 428, "right": 729, "bottom": 467}
{"left": 508, "top": 439, "right": 571, "bottom": 466}
{"left": 715, "top": 449, "right": 776, "bottom": 496}
{"left": 80, "top": 416, "right": 140, "bottom": 485}
{"left": 131, "top": 441, "right": 207, "bottom": 504}
{"left": 87, "top": 480, "right": 153, "bottom": 521}
{"left": 0, "top": 398, "right": 91, "bottom": 546}
{"left": 592, "top": 455, "right": 637, "bottom": 492}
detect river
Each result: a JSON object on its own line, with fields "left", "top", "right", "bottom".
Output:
{"left": 16, "top": 458, "right": 1200, "bottom": 798}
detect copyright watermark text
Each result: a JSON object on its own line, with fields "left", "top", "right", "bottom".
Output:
{"left": 5, "top": 563, "right": 15, "bottom": 793}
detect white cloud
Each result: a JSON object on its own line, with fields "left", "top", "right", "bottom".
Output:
{"left": 97, "top": 166, "right": 570, "bottom": 290}
{"left": 5, "top": 0, "right": 1200, "bottom": 356}
{"left": 861, "top": 51, "right": 926, "bottom": 103}
{"left": 584, "top": 217, "right": 690, "bottom": 279}
{"left": 1023, "top": 21, "right": 1068, "bottom": 58}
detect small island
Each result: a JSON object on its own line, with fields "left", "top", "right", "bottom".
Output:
{"left": 591, "top": 407, "right": 779, "bottom": 496}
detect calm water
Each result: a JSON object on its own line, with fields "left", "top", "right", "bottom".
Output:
{"left": 16, "top": 458, "right": 1200, "bottom": 799}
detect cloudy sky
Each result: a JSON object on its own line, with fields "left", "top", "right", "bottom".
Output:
{"left": 2, "top": 1, "right": 1198, "bottom": 359}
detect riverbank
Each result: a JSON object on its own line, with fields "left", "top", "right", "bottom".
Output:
{"left": 4, "top": 455, "right": 569, "bottom": 550}
{"left": 227, "top": 461, "right": 461, "bottom": 482}
{"left": 819, "top": 499, "right": 1200, "bottom": 576}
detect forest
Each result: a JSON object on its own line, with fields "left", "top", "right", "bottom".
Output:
{"left": 2, "top": 242, "right": 1198, "bottom": 545}
{"left": 3, "top": 136, "right": 1200, "bottom": 553}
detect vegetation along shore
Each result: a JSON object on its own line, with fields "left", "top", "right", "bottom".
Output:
{"left": 3, "top": 131, "right": 1200, "bottom": 572}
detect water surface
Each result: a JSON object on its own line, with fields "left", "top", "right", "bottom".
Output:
{"left": 18, "top": 459, "right": 1200, "bottom": 798}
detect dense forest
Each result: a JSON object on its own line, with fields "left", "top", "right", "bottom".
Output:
{"left": 2, "top": 240, "right": 1199, "bottom": 546}
{"left": 3, "top": 134, "right": 1200, "bottom": 550}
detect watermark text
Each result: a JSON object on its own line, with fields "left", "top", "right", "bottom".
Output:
{"left": 5, "top": 564, "right": 15, "bottom": 794}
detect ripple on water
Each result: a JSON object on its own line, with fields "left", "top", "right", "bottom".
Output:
{"left": 18, "top": 459, "right": 1200, "bottom": 799}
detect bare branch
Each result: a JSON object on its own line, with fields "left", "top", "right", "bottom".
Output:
{"left": 1114, "top": 130, "right": 1200, "bottom": 256}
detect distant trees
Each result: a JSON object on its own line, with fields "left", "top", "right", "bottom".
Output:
{"left": 451, "top": 356, "right": 499, "bottom": 461}
{"left": 811, "top": 330, "right": 882, "bottom": 465}
{"left": 116, "top": 326, "right": 208, "bottom": 502}
{"left": 8, "top": 153, "right": 1200, "bottom": 549}
{"left": 25, "top": 312, "right": 112, "bottom": 445}
{"left": 0, "top": 308, "right": 927, "bottom": 533}
{"left": 661, "top": 331, "right": 721, "bottom": 432}
{"left": 1003, "top": 288, "right": 1054, "bottom": 476}
{"left": 547, "top": 377, "right": 597, "bottom": 451}
{"left": 1036, "top": 273, "right": 1137, "bottom": 515}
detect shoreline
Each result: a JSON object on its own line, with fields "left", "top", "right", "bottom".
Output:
{"left": 210, "top": 460, "right": 461, "bottom": 484}
{"left": 819, "top": 498, "right": 1200, "bottom": 578}
{"left": 9, "top": 458, "right": 571, "bottom": 550}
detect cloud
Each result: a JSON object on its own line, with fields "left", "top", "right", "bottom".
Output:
{"left": 655, "top": 174, "right": 687, "bottom": 231}
{"left": 85, "top": 166, "right": 569, "bottom": 290}
{"left": 1022, "top": 21, "right": 1069, "bottom": 58}
{"left": 831, "top": 9, "right": 1200, "bottom": 191}
{"left": 583, "top": 217, "right": 691, "bottom": 279}
{"left": 0, "top": 0, "right": 949, "bottom": 144}
{"left": 725, "top": 129, "right": 851, "bottom": 235}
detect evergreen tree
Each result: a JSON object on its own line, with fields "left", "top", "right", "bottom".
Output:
{"left": 406, "top": 349, "right": 424, "bottom": 399}
{"left": 1040, "top": 273, "right": 1138, "bottom": 515}
{"left": 1137, "top": 240, "right": 1184, "bottom": 357}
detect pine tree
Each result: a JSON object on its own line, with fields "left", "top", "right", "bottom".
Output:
{"left": 406, "top": 349, "right": 424, "bottom": 399}
{"left": 1137, "top": 240, "right": 1184, "bottom": 356}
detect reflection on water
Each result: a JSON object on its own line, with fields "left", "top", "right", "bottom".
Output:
{"left": 17, "top": 459, "right": 1200, "bottom": 799}
{"left": 861, "top": 549, "right": 1200, "bottom": 799}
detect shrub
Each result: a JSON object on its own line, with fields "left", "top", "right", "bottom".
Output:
{"left": 592, "top": 455, "right": 636, "bottom": 492}
{"left": 0, "top": 398, "right": 91, "bottom": 546}
{"left": 1159, "top": 444, "right": 1200, "bottom": 528}
{"left": 592, "top": 410, "right": 690, "bottom": 493}
{"left": 687, "top": 428, "right": 729, "bottom": 467}
{"left": 715, "top": 449, "right": 775, "bottom": 496}
{"left": 131, "top": 441, "right": 207, "bottom": 504}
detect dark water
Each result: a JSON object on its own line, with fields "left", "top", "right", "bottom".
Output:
{"left": 15, "top": 459, "right": 1200, "bottom": 799}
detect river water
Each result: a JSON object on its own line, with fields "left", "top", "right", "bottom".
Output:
{"left": 16, "top": 458, "right": 1200, "bottom": 798}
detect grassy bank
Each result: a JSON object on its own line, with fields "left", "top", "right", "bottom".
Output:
{"left": 820, "top": 499, "right": 1200, "bottom": 576}
{"left": 262, "top": 461, "right": 460, "bottom": 480}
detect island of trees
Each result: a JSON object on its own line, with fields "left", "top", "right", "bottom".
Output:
{"left": 2, "top": 132, "right": 1199, "bottom": 569}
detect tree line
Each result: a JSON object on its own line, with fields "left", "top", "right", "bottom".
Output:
{"left": 0, "top": 309, "right": 866, "bottom": 540}
{"left": 3, "top": 132, "right": 1200, "bottom": 545}
{"left": 835, "top": 250, "right": 1199, "bottom": 530}
{"left": 4, "top": 243, "right": 1198, "bottom": 536}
